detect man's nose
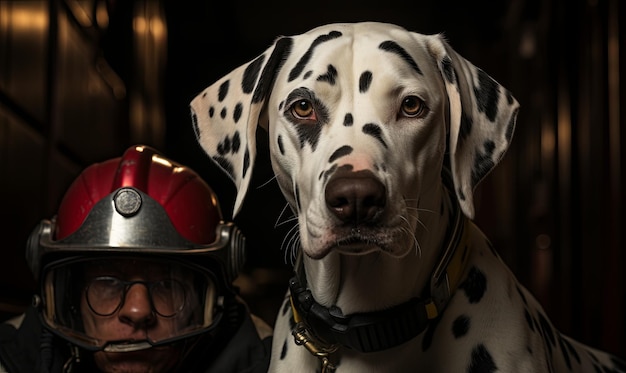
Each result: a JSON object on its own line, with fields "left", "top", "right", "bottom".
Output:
{"left": 118, "top": 283, "right": 156, "bottom": 326}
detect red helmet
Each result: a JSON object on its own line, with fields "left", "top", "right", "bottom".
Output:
{"left": 57, "top": 144, "right": 221, "bottom": 244}
{"left": 26, "top": 145, "right": 245, "bottom": 352}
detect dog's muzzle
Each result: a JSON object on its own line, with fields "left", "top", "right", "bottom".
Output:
{"left": 290, "top": 182, "right": 470, "bottom": 356}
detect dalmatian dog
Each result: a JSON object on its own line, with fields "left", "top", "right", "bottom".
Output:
{"left": 190, "top": 22, "right": 625, "bottom": 372}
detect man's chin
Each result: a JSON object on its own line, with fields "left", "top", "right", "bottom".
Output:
{"left": 93, "top": 347, "right": 180, "bottom": 373}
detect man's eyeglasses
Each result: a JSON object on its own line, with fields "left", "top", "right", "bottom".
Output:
{"left": 85, "top": 276, "right": 188, "bottom": 317}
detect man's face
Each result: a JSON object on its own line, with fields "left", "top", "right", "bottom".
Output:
{"left": 80, "top": 258, "right": 202, "bottom": 373}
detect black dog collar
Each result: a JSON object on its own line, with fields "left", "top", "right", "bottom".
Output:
{"left": 289, "top": 276, "right": 439, "bottom": 353}
{"left": 289, "top": 188, "right": 469, "bottom": 354}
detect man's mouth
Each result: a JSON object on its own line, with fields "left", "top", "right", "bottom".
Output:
{"left": 103, "top": 340, "right": 153, "bottom": 353}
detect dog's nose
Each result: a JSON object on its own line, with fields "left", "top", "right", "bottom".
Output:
{"left": 325, "top": 169, "right": 386, "bottom": 224}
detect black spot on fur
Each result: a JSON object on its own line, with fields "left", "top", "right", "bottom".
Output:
{"left": 471, "top": 140, "right": 496, "bottom": 188}
{"left": 538, "top": 312, "right": 556, "bottom": 355}
{"left": 280, "top": 339, "right": 288, "bottom": 359}
{"left": 232, "top": 131, "right": 241, "bottom": 153}
{"left": 322, "top": 164, "right": 338, "bottom": 183}
{"left": 242, "top": 148, "right": 250, "bottom": 179}
{"left": 517, "top": 285, "right": 528, "bottom": 305}
{"left": 457, "top": 187, "right": 466, "bottom": 201}
{"left": 558, "top": 337, "right": 572, "bottom": 370}
{"left": 344, "top": 113, "right": 353, "bottom": 126}
{"left": 532, "top": 317, "right": 542, "bottom": 339}
{"left": 603, "top": 365, "right": 619, "bottom": 373}
{"left": 505, "top": 108, "right": 517, "bottom": 142}
{"left": 217, "top": 136, "right": 231, "bottom": 155}
{"left": 379, "top": 40, "right": 422, "bottom": 75}
{"left": 233, "top": 103, "right": 243, "bottom": 123}
{"left": 562, "top": 338, "right": 580, "bottom": 364}
{"left": 468, "top": 344, "right": 497, "bottom": 373}
{"left": 220, "top": 107, "right": 227, "bottom": 119}
{"left": 252, "top": 37, "right": 293, "bottom": 104}
{"left": 209, "top": 106, "right": 215, "bottom": 118}
{"left": 277, "top": 135, "right": 285, "bottom": 155}
{"left": 460, "top": 266, "right": 487, "bottom": 303}
{"left": 359, "top": 71, "right": 373, "bottom": 93}
{"left": 279, "top": 101, "right": 284, "bottom": 110}
{"left": 441, "top": 56, "right": 455, "bottom": 83}
{"left": 472, "top": 140, "right": 496, "bottom": 186}
{"left": 289, "top": 31, "right": 342, "bottom": 82}
{"left": 524, "top": 309, "right": 535, "bottom": 332}
{"left": 317, "top": 64, "right": 338, "bottom": 85}
{"left": 303, "top": 70, "right": 313, "bottom": 79}
{"left": 362, "top": 123, "right": 387, "bottom": 148}
{"left": 474, "top": 69, "right": 500, "bottom": 122}
{"left": 242, "top": 54, "right": 265, "bottom": 94}
{"left": 611, "top": 356, "right": 626, "bottom": 371}
{"left": 506, "top": 90, "right": 514, "bottom": 104}
{"left": 329, "top": 146, "right": 353, "bottom": 163}
{"left": 452, "top": 314, "right": 470, "bottom": 338}
{"left": 285, "top": 88, "right": 329, "bottom": 151}
{"left": 590, "top": 352, "right": 601, "bottom": 363}
{"left": 296, "top": 123, "right": 324, "bottom": 151}
{"left": 294, "top": 185, "right": 301, "bottom": 212}
{"left": 218, "top": 80, "right": 229, "bottom": 102}
{"left": 459, "top": 112, "right": 473, "bottom": 141}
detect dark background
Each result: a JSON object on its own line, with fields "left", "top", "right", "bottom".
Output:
{"left": 0, "top": 0, "right": 624, "bottom": 356}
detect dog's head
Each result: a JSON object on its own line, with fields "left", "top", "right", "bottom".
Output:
{"left": 191, "top": 22, "right": 518, "bottom": 260}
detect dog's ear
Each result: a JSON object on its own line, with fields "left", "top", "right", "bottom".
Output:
{"left": 190, "top": 37, "right": 293, "bottom": 216}
{"left": 429, "top": 35, "right": 519, "bottom": 219}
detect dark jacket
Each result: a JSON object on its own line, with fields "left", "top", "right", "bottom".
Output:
{"left": 0, "top": 304, "right": 271, "bottom": 373}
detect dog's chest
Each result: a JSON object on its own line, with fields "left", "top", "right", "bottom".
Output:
{"left": 271, "top": 225, "right": 619, "bottom": 373}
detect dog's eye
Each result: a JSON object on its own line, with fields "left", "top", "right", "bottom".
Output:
{"left": 401, "top": 96, "right": 425, "bottom": 118}
{"left": 291, "top": 100, "right": 315, "bottom": 119}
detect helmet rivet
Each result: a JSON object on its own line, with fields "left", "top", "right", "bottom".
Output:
{"left": 114, "top": 188, "right": 142, "bottom": 217}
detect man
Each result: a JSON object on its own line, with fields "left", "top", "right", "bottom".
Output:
{"left": 0, "top": 145, "right": 272, "bottom": 372}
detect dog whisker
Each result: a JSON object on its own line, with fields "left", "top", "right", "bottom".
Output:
{"left": 287, "top": 233, "right": 301, "bottom": 265}
{"left": 399, "top": 217, "right": 421, "bottom": 259}
{"left": 274, "top": 202, "right": 297, "bottom": 228}
{"left": 256, "top": 174, "right": 279, "bottom": 189}
{"left": 416, "top": 218, "right": 429, "bottom": 233}
{"left": 405, "top": 206, "right": 437, "bottom": 216}
{"left": 280, "top": 222, "right": 301, "bottom": 265}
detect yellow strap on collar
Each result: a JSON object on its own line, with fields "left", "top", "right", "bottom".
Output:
{"left": 444, "top": 217, "right": 471, "bottom": 297}
{"left": 291, "top": 296, "right": 303, "bottom": 323}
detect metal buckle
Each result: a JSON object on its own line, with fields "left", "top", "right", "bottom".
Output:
{"left": 292, "top": 321, "right": 339, "bottom": 373}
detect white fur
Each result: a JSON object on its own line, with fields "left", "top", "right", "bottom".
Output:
{"left": 191, "top": 22, "right": 624, "bottom": 373}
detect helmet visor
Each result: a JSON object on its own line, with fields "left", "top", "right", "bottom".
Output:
{"left": 40, "top": 256, "right": 220, "bottom": 351}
